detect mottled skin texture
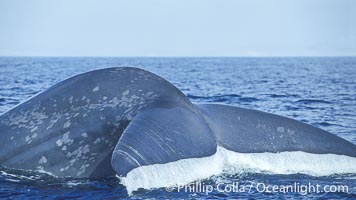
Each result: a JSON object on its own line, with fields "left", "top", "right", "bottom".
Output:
{"left": 0, "top": 67, "right": 193, "bottom": 177}
{"left": 0, "top": 67, "right": 355, "bottom": 178}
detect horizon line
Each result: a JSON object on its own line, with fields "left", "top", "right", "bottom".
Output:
{"left": 1, "top": 55, "right": 356, "bottom": 58}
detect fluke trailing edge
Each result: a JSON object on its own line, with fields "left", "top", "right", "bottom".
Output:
{"left": 0, "top": 67, "right": 355, "bottom": 179}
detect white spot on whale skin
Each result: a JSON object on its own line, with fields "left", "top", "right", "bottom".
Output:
{"left": 122, "top": 90, "right": 130, "bottom": 96}
{"left": 287, "top": 129, "right": 295, "bottom": 134}
{"left": 103, "top": 96, "right": 107, "bottom": 100}
{"left": 56, "top": 139, "right": 63, "bottom": 146}
{"left": 31, "top": 127, "right": 38, "bottom": 132}
{"left": 25, "top": 135, "right": 31, "bottom": 142}
{"left": 70, "top": 159, "right": 76, "bottom": 165}
{"left": 62, "top": 146, "right": 67, "bottom": 151}
{"left": 10, "top": 136, "right": 14, "bottom": 140}
{"left": 277, "top": 126, "right": 285, "bottom": 133}
{"left": 63, "top": 121, "right": 71, "bottom": 129}
{"left": 39, "top": 156, "right": 47, "bottom": 164}
{"left": 92, "top": 86, "right": 99, "bottom": 92}
{"left": 146, "top": 91, "right": 154, "bottom": 96}
{"left": 60, "top": 166, "right": 70, "bottom": 172}
{"left": 81, "top": 133, "right": 88, "bottom": 137}
{"left": 62, "top": 132, "right": 74, "bottom": 145}
{"left": 77, "top": 164, "right": 90, "bottom": 176}
{"left": 32, "top": 133, "right": 38, "bottom": 138}
{"left": 94, "top": 138, "right": 101, "bottom": 144}
{"left": 69, "top": 96, "right": 73, "bottom": 104}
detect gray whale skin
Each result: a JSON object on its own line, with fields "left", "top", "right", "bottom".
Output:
{"left": 0, "top": 67, "right": 355, "bottom": 178}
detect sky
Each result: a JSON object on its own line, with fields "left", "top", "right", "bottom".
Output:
{"left": 0, "top": 0, "right": 355, "bottom": 57}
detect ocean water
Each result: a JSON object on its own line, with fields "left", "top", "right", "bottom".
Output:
{"left": 0, "top": 57, "right": 355, "bottom": 199}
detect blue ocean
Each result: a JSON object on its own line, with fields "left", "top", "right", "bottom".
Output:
{"left": 0, "top": 57, "right": 355, "bottom": 199}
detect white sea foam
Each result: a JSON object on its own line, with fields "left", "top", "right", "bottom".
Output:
{"left": 120, "top": 146, "right": 356, "bottom": 194}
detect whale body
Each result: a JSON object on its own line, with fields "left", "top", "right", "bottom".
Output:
{"left": 0, "top": 67, "right": 355, "bottom": 181}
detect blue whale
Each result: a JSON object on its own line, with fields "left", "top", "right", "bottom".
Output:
{"left": 0, "top": 67, "right": 355, "bottom": 179}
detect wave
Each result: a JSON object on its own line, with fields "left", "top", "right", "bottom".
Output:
{"left": 187, "top": 94, "right": 259, "bottom": 103}
{"left": 295, "top": 99, "right": 332, "bottom": 104}
{"left": 187, "top": 94, "right": 240, "bottom": 101}
{"left": 120, "top": 146, "right": 356, "bottom": 194}
{"left": 1, "top": 147, "right": 355, "bottom": 195}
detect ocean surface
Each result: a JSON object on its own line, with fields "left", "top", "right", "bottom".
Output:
{"left": 0, "top": 57, "right": 355, "bottom": 199}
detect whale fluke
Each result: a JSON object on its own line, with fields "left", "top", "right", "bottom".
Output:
{"left": 198, "top": 104, "right": 356, "bottom": 157}
{"left": 0, "top": 67, "right": 355, "bottom": 181}
{"left": 111, "top": 106, "right": 216, "bottom": 176}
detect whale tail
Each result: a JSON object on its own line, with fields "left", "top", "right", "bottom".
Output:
{"left": 111, "top": 105, "right": 217, "bottom": 176}
{"left": 0, "top": 67, "right": 355, "bottom": 183}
